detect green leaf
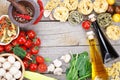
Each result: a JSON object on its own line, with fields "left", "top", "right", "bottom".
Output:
{"left": 13, "top": 46, "right": 27, "bottom": 59}
{"left": 45, "top": 58, "right": 52, "bottom": 62}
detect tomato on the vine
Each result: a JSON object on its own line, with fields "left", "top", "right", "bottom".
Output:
{"left": 17, "top": 36, "right": 27, "bottom": 45}
{"left": 23, "top": 60, "right": 29, "bottom": 69}
{"left": 24, "top": 39, "right": 33, "bottom": 48}
{"left": 24, "top": 52, "right": 32, "bottom": 61}
{"left": 20, "top": 46, "right": 27, "bottom": 50}
{"left": 27, "top": 30, "right": 36, "bottom": 39}
{"left": 0, "top": 45, "right": 4, "bottom": 53}
{"left": 38, "top": 64, "right": 47, "bottom": 73}
{"left": 82, "top": 20, "right": 91, "bottom": 30}
{"left": 12, "top": 39, "right": 19, "bottom": 46}
{"left": 19, "top": 30, "right": 26, "bottom": 36}
{"left": 36, "top": 56, "right": 44, "bottom": 64}
{"left": 33, "top": 37, "right": 41, "bottom": 46}
{"left": 29, "top": 63, "right": 37, "bottom": 72}
{"left": 4, "top": 44, "right": 13, "bottom": 52}
{"left": 30, "top": 46, "right": 39, "bottom": 54}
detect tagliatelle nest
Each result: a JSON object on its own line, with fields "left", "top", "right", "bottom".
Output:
{"left": 93, "top": 0, "right": 108, "bottom": 13}
{"left": 68, "top": 11, "right": 83, "bottom": 25}
{"left": 45, "top": 0, "right": 61, "bottom": 11}
{"left": 106, "top": 25, "right": 120, "bottom": 40}
{"left": 53, "top": 7, "right": 69, "bottom": 22}
{"left": 78, "top": 0, "right": 93, "bottom": 15}
{"left": 63, "top": 0, "right": 78, "bottom": 11}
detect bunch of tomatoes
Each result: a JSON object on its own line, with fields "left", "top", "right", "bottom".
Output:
{"left": 0, "top": 30, "right": 47, "bottom": 73}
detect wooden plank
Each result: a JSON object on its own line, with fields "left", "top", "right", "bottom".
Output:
{"left": 23, "top": 22, "right": 120, "bottom": 47}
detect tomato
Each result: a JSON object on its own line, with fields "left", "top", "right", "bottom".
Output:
{"left": 29, "top": 63, "right": 37, "bottom": 72}
{"left": 112, "top": 14, "right": 120, "bottom": 22}
{"left": 20, "top": 46, "right": 27, "bottom": 50}
{"left": 19, "top": 30, "right": 26, "bottom": 36}
{"left": 33, "top": 37, "right": 41, "bottom": 46}
{"left": 17, "top": 36, "right": 27, "bottom": 45}
{"left": 82, "top": 20, "right": 91, "bottom": 30}
{"left": 4, "top": 44, "right": 12, "bottom": 52}
{"left": 106, "top": 0, "right": 115, "bottom": 5}
{"left": 24, "top": 52, "right": 32, "bottom": 60}
{"left": 38, "top": 64, "right": 47, "bottom": 73}
{"left": 30, "top": 46, "right": 39, "bottom": 54}
{"left": 24, "top": 39, "right": 33, "bottom": 48}
{"left": 12, "top": 39, "right": 19, "bottom": 46}
{"left": 0, "top": 45, "right": 4, "bottom": 53}
{"left": 36, "top": 56, "right": 44, "bottom": 64}
{"left": 27, "top": 30, "right": 36, "bottom": 39}
{"left": 23, "top": 60, "right": 29, "bottom": 69}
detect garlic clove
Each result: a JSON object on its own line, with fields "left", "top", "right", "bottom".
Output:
{"left": 47, "top": 64, "right": 55, "bottom": 72}
{"left": 13, "top": 61, "right": 21, "bottom": 69}
{"left": 9, "top": 66, "right": 19, "bottom": 75}
{"left": 0, "top": 68, "right": 6, "bottom": 77}
{"left": 53, "top": 68, "right": 63, "bottom": 76}
{"left": 44, "top": 10, "right": 51, "bottom": 17}
{"left": 0, "top": 57, "right": 6, "bottom": 63}
{"left": 60, "top": 54, "right": 71, "bottom": 63}
{"left": 8, "top": 55, "right": 15, "bottom": 64}
{"left": 5, "top": 72, "right": 12, "bottom": 80}
{"left": 53, "top": 59, "right": 62, "bottom": 68}
{"left": 2, "top": 61, "right": 11, "bottom": 70}
{"left": 14, "top": 70, "right": 22, "bottom": 79}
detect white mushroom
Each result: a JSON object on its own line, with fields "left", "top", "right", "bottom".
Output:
{"left": 13, "top": 61, "right": 21, "bottom": 69}
{"left": 0, "top": 57, "right": 6, "bottom": 63}
{"left": 44, "top": 10, "right": 51, "bottom": 17}
{"left": 14, "top": 70, "right": 22, "bottom": 79}
{"left": 8, "top": 55, "right": 15, "bottom": 64}
{"left": 53, "top": 68, "right": 63, "bottom": 76}
{"left": 4, "top": 72, "right": 12, "bottom": 80}
{"left": 3, "top": 61, "right": 11, "bottom": 70}
{"left": 60, "top": 54, "right": 71, "bottom": 63}
{"left": 47, "top": 64, "right": 55, "bottom": 72}
{"left": 53, "top": 59, "right": 62, "bottom": 68}
{"left": 0, "top": 68, "right": 6, "bottom": 77}
{"left": 9, "top": 66, "right": 19, "bottom": 75}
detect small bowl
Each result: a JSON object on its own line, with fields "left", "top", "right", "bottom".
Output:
{"left": 0, "top": 15, "right": 19, "bottom": 45}
{"left": 0, "top": 53, "right": 25, "bottom": 80}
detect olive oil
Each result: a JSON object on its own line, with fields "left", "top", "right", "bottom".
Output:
{"left": 87, "top": 31, "right": 108, "bottom": 80}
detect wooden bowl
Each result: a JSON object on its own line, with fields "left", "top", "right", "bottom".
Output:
{"left": 0, "top": 53, "right": 25, "bottom": 80}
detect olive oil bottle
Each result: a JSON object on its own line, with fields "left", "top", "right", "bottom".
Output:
{"left": 87, "top": 31, "right": 108, "bottom": 80}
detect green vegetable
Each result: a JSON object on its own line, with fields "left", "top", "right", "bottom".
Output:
{"left": 24, "top": 71, "right": 57, "bottom": 80}
{"left": 13, "top": 46, "right": 26, "bottom": 59}
{"left": 66, "top": 51, "right": 91, "bottom": 80}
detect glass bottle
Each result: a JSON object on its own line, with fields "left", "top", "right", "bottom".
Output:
{"left": 87, "top": 31, "right": 108, "bottom": 80}
{"left": 88, "top": 14, "right": 119, "bottom": 63}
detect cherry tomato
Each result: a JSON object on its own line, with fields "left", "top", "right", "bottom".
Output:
{"left": 4, "top": 44, "right": 13, "bottom": 52}
{"left": 29, "top": 63, "right": 37, "bottom": 72}
{"left": 12, "top": 39, "right": 19, "bottom": 46}
{"left": 0, "top": 45, "right": 4, "bottom": 53}
{"left": 20, "top": 46, "right": 27, "bottom": 50}
{"left": 19, "top": 30, "right": 26, "bottom": 36}
{"left": 23, "top": 60, "right": 29, "bottom": 69}
{"left": 27, "top": 30, "right": 36, "bottom": 39}
{"left": 82, "top": 20, "right": 91, "bottom": 30}
{"left": 38, "top": 64, "right": 47, "bottom": 73}
{"left": 24, "top": 52, "right": 32, "bottom": 61}
{"left": 17, "top": 36, "right": 27, "bottom": 45}
{"left": 30, "top": 46, "right": 39, "bottom": 54}
{"left": 36, "top": 56, "right": 44, "bottom": 64}
{"left": 24, "top": 39, "right": 33, "bottom": 48}
{"left": 33, "top": 37, "right": 41, "bottom": 46}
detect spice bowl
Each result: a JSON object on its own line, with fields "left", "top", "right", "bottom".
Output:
{"left": 0, "top": 53, "right": 25, "bottom": 80}
{"left": 8, "top": 0, "right": 40, "bottom": 27}
{"left": 0, "top": 15, "right": 19, "bottom": 45}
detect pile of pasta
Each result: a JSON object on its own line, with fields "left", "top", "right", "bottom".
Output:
{"left": 44, "top": 0, "right": 109, "bottom": 23}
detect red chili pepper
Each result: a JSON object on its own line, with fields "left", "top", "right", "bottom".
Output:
{"left": 33, "top": 0, "right": 44, "bottom": 24}
{"left": 16, "top": 14, "right": 32, "bottom": 20}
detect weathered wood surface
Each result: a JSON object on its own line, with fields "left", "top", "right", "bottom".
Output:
{"left": 1, "top": 0, "right": 120, "bottom": 80}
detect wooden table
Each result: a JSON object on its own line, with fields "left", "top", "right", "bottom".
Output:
{"left": 2, "top": 0, "right": 120, "bottom": 80}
